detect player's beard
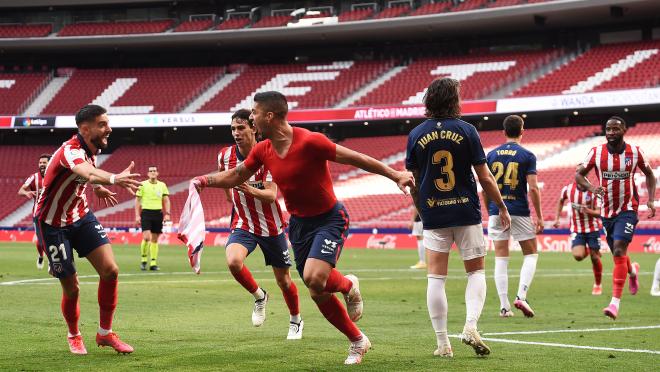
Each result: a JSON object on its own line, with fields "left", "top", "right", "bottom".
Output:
{"left": 39, "top": 167, "right": 46, "bottom": 177}
{"left": 91, "top": 134, "right": 108, "bottom": 150}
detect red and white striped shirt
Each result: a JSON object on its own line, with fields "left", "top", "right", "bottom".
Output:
{"left": 560, "top": 183, "right": 601, "bottom": 233}
{"left": 23, "top": 171, "right": 44, "bottom": 216}
{"left": 582, "top": 142, "right": 648, "bottom": 218}
{"left": 218, "top": 145, "right": 284, "bottom": 237}
{"left": 35, "top": 134, "right": 95, "bottom": 227}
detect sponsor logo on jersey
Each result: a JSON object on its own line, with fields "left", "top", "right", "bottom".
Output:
{"left": 602, "top": 171, "right": 630, "bottom": 180}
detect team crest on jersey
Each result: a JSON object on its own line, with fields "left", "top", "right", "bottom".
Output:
{"left": 625, "top": 157, "right": 632, "bottom": 167}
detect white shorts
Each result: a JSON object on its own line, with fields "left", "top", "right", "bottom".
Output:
{"left": 488, "top": 215, "right": 536, "bottom": 242}
{"left": 412, "top": 221, "right": 423, "bottom": 237}
{"left": 423, "top": 224, "right": 486, "bottom": 261}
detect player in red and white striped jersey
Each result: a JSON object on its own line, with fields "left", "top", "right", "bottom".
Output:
{"left": 17, "top": 153, "right": 51, "bottom": 269}
{"left": 577, "top": 116, "right": 656, "bottom": 319}
{"left": 553, "top": 181, "right": 603, "bottom": 295}
{"left": 34, "top": 105, "right": 141, "bottom": 354}
{"left": 216, "top": 109, "right": 302, "bottom": 339}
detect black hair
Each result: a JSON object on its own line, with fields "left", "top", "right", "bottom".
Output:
{"left": 253, "top": 91, "right": 288, "bottom": 119}
{"left": 75, "top": 105, "right": 107, "bottom": 127}
{"left": 423, "top": 78, "right": 461, "bottom": 119}
{"left": 607, "top": 116, "right": 627, "bottom": 128}
{"left": 232, "top": 109, "right": 252, "bottom": 126}
{"left": 503, "top": 115, "right": 524, "bottom": 138}
{"left": 39, "top": 153, "right": 51, "bottom": 160}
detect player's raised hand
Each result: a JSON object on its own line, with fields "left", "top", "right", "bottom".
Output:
{"left": 396, "top": 171, "right": 415, "bottom": 194}
{"left": 192, "top": 175, "right": 208, "bottom": 192}
{"left": 648, "top": 201, "right": 656, "bottom": 218}
{"left": 94, "top": 185, "right": 118, "bottom": 207}
{"left": 115, "top": 161, "right": 141, "bottom": 195}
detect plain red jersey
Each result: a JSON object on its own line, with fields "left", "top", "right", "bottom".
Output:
{"left": 23, "top": 171, "right": 44, "bottom": 216}
{"left": 582, "top": 142, "right": 647, "bottom": 218}
{"left": 560, "top": 182, "right": 602, "bottom": 234}
{"left": 243, "top": 126, "right": 337, "bottom": 217}
{"left": 218, "top": 144, "right": 285, "bottom": 236}
{"left": 35, "top": 134, "right": 96, "bottom": 227}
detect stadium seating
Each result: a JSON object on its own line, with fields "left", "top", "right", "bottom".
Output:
{"left": 58, "top": 20, "right": 174, "bottom": 37}
{"left": 173, "top": 19, "right": 214, "bottom": 33}
{"left": 251, "top": 15, "right": 292, "bottom": 29}
{"left": 198, "top": 60, "right": 394, "bottom": 112}
{"left": 408, "top": 1, "right": 453, "bottom": 16}
{"left": 42, "top": 67, "right": 224, "bottom": 115}
{"left": 513, "top": 40, "right": 660, "bottom": 96}
{"left": 373, "top": 3, "right": 411, "bottom": 19}
{"left": 0, "top": 24, "right": 52, "bottom": 38}
{"left": 0, "top": 72, "right": 50, "bottom": 115}
{"left": 216, "top": 17, "right": 251, "bottom": 30}
{"left": 338, "top": 8, "right": 375, "bottom": 22}
{"left": 450, "top": 0, "right": 489, "bottom": 12}
{"left": 355, "top": 50, "right": 556, "bottom": 106}
{"left": 0, "top": 146, "right": 56, "bottom": 222}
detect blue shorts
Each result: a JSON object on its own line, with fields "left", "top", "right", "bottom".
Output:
{"left": 35, "top": 212, "right": 110, "bottom": 278}
{"left": 288, "top": 202, "right": 350, "bottom": 278}
{"left": 571, "top": 231, "right": 601, "bottom": 250}
{"left": 226, "top": 229, "right": 291, "bottom": 268}
{"left": 602, "top": 211, "right": 638, "bottom": 251}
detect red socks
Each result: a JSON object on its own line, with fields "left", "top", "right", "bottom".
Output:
{"left": 280, "top": 281, "right": 300, "bottom": 316}
{"left": 592, "top": 257, "right": 602, "bottom": 285}
{"left": 316, "top": 295, "right": 362, "bottom": 342}
{"left": 612, "top": 256, "right": 628, "bottom": 299}
{"left": 61, "top": 293, "right": 80, "bottom": 335}
{"left": 98, "top": 279, "right": 118, "bottom": 330}
{"left": 323, "top": 269, "right": 353, "bottom": 294}
{"left": 231, "top": 265, "right": 259, "bottom": 294}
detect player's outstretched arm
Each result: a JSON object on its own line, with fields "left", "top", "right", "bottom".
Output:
{"left": 193, "top": 164, "right": 254, "bottom": 192}
{"left": 640, "top": 162, "right": 656, "bottom": 218}
{"left": 474, "top": 163, "right": 511, "bottom": 231}
{"left": 74, "top": 161, "right": 141, "bottom": 195}
{"left": 527, "top": 174, "right": 544, "bottom": 233}
{"left": 335, "top": 145, "right": 414, "bottom": 193}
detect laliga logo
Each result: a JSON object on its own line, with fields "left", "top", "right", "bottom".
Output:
{"left": 643, "top": 237, "right": 660, "bottom": 253}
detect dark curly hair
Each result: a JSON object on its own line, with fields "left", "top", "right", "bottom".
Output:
{"left": 423, "top": 78, "right": 461, "bottom": 119}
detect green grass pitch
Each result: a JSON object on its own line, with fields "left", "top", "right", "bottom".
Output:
{"left": 1, "top": 242, "right": 659, "bottom": 371}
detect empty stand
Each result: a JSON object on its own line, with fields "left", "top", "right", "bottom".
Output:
{"left": 173, "top": 19, "right": 214, "bottom": 32}
{"left": 0, "top": 24, "right": 52, "bottom": 38}
{"left": 58, "top": 20, "right": 174, "bottom": 37}
{"left": 198, "top": 61, "right": 393, "bottom": 112}
{"left": 373, "top": 3, "right": 411, "bottom": 19}
{"left": 513, "top": 40, "right": 660, "bottom": 96}
{"left": 356, "top": 50, "right": 556, "bottom": 106}
{"left": 0, "top": 72, "right": 50, "bottom": 115}
{"left": 338, "top": 8, "right": 375, "bottom": 22}
{"left": 408, "top": 1, "right": 453, "bottom": 16}
{"left": 251, "top": 15, "right": 292, "bottom": 29}
{"left": 42, "top": 67, "right": 223, "bottom": 115}
{"left": 216, "top": 17, "right": 251, "bottom": 30}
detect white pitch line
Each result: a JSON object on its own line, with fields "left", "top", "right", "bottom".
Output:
{"left": 484, "top": 325, "right": 660, "bottom": 336}
{"left": 0, "top": 271, "right": 611, "bottom": 286}
{"left": 479, "top": 337, "right": 660, "bottom": 355}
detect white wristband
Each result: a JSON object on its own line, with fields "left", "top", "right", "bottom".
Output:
{"left": 109, "top": 174, "right": 116, "bottom": 185}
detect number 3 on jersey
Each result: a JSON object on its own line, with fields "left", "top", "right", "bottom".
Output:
{"left": 432, "top": 150, "right": 455, "bottom": 191}
{"left": 491, "top": 161, "right": 519, "bottom": 190}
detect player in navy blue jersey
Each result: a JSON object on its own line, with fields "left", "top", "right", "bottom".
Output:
{"left": 407, "top": 77, "right": 510, "bottom": 358}
{"left": 485, "top": 115, "right": 544, "bottom": 318}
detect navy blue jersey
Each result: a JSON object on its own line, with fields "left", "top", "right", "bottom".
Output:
{"left": 486, "top": 142, "right": 537, "bottom": 216}
{"left": 406, "top": 118, "right": 486, "bottom": 229}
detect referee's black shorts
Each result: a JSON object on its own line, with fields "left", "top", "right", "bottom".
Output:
{"left": 141, "top": 209, "right": 163, "bottom": 233}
